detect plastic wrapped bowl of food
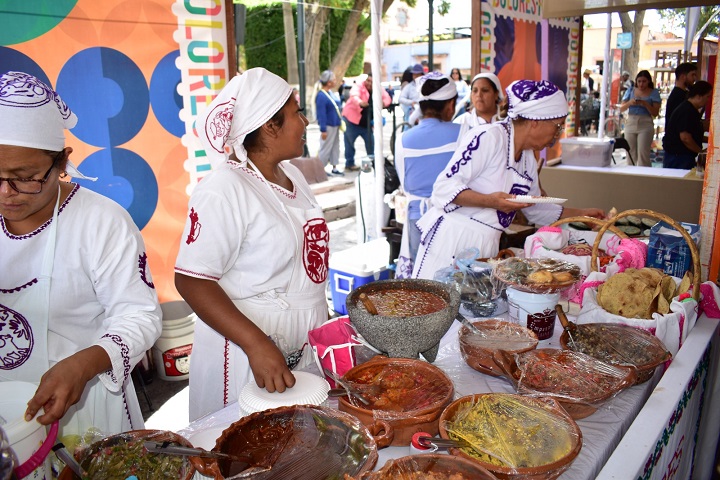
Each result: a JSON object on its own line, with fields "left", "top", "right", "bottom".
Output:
{"left": 346, "top": 279, "right": 460, "bottom": 362}
{"left": 57, "top": 430, "right": 195, "bottom": 480}
{"left": 438, "top": 393, "right": 582, "bottom": 480}
{"left": 493, "top": 348, "right": 637, "bottom": 419}
{"left": 559, "top": 323, "right": 671, "bottom": 384}
{"left": 337, "top": 356, "right": 454, "bottom": 446}
{"left": 358, "top": 453, "right": 499, "bottom": 479}
{"left": 190, "top": 404, "right": 390, "bottom": 479}
{"left": 493, "top": 258, "right": 582, "bottom": 294}
{"left": 459, "top": 319, "right": 539, "bottom": 377}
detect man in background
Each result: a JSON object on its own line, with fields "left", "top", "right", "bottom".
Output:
{"left": 665, "top": 62, "right": 698, "bottom": 119}
{"left": 582, "top": 69, "right": 595, "bottom": 93}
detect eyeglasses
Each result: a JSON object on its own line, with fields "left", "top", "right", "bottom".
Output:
{"left": 554, "top": 122, "right": 564, "bottom": 138}
{"left": 0, "top": 151, "right": 63, "bottom": 194}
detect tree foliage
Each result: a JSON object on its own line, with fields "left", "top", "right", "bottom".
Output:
{"left": 658, "top": 6, "right": 720, "bottom": 39}
{"left": 618, "top": 11, "right": 645, "bottom": 80}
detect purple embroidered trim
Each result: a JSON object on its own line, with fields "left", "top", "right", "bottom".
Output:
{"left": 138, "top": 253, "right": 155, "bottom": 289}
{"left": 470, "top": 217, "right": 504, "bottom": 232}
{"left": 242, "top": 167, "right": 297, "bottom": 199}
{"left": 101, "top": 334, "right": 131, "bottom": 384}
{"left": 0, "top": 278, "right": 38, "bottom": 294}
{"left": 1, "top": 184, "right": 79, "bottom": 240}
{"left": 223, "top": 339, "right": 230, "bottom": 407}
{"left": 122, "top": 386, "right": 133, "bottom": 429}
{"left": 414, "top": 216, "right": 443, "bottom": 278}
{"left": 446, "top": 132, "right": 484, "bottom": 178}
{"left": 444, "top": 187, "right": 469, "bottom": 212}
{"left": 497, "top": 183, "right": 530, "bottom": 227}
{"left": 174, "top": 267, "right": 221, "bottom": 281}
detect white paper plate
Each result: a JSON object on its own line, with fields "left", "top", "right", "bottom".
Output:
{"left": 238, "top": 371, "right": 330, "bottom": 417}
{"left": 508, "top": 195, "right": 567, "bottom": 204}
{"left": 187, "top": 426, "right": 226, "bottom": 450}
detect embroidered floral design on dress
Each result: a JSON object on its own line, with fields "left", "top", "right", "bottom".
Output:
{"left": 0, "top": 278, "right": 37, "bottom": 294}
{"left": 138, "top": 252, "right": 155, "bottom": 288}
{"left": 446, "top": 132, "right": 484, "bottom": 178}
{"left": 497, "top": 183, "right": 530, "bottom": 228}
{"left": 186, "top": 207, "right": 201, "bottom": 244}
{"left": 303, "top": 218, "right": 329, "bottom": 284}
{"left": 0, "top": 305, "right": 34, "bottom": 370}
{"left": 101, "top": 334, "right": 131, "bottom": 384}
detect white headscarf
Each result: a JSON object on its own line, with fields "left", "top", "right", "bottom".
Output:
{"left": 0, "top": 71, "right": 95, "bottom": 180}
{"left": 470, "top": 73, "right": 505, "bottom": 101}
{"left": 416, "top": 72, "right": 457, "bottom": 101}
{"left": 197, "top": 68, "right": 293, "bottom": 169}
{"left": 506, "top": 79, "right": 568, "bottom": 120}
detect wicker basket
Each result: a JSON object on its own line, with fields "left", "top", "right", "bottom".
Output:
{"left": 550, "top": 215, "right": 628, "bottom": 239}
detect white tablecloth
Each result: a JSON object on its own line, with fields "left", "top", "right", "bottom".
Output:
{"left": 178, "top": 313, "right": 719, "bottom": 479}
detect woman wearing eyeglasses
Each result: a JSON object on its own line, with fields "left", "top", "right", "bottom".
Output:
{"left": 0, "top": 72, "right": 161, "bottom": 438}
{"left": 412, "top": 80, "right": 604, "bottom": 279}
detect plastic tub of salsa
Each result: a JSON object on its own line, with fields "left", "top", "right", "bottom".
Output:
{"left": 459, "top": 319, "right": 538, "bottom": 377}
{"left": 337, "top": 356, "right": 455, "bottom": 446}
{"left": 346, "top": 279, "right": 460, "bottom": 362}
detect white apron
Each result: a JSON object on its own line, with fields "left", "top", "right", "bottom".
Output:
{"left": 394, "top": 141, "right": 457, "bottom": 279}
{"left": 0, "top": 187, "right": 138, "bottom": 436}
{"left": 189, "top": 162, "right": 328, "bottom": 421}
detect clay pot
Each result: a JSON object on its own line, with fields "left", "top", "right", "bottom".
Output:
{"left": 346, "top": 279, "right": 460, "bottom": 362}
{"left": 438, "top": 394, "right": 583, "bottom": 480}
{"left": 492, "top": 348, "right": 637, "bottom": 420}
{"left": 338, "top": 356, "right": 454, "bottom": 446}
{"left": 190, "top": 404, "right": 390, "bottom": 480}
{"left": 57, "top": 430, "right": 195, "bottom": 480}
{"left": 358, "top": 453, "right": 499, "bottom": 479}
{"left": 559, "top": 323, "right": 672, "bottom": 385}
{"left": 459, "top": 319, "right": 538, "bottom": 377}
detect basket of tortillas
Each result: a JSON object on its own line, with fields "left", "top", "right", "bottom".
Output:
{"left": 575, "top": 209, "right": 700, "bottom": 355}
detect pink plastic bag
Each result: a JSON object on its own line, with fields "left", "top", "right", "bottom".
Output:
{"left": 308, "top": 316, "right": 361, "bottom": 388}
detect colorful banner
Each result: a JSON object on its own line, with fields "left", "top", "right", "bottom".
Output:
{"left": 480, "top": 0, "right": 581, "bottom": 136}
{"left": 0, "top": 0, "right": 230, "bottom": 301}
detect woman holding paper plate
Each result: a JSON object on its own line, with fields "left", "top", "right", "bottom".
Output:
{"left": 412, "top": 80, "right": 605, "bottom": 280}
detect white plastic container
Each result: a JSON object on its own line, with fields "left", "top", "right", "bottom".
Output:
{"left": 328, "top": 238, "right": 391, "bottom": 315}
{"left": 506, "top": 287, "right": 560, "bottom": 340}
{"left": 152, "top": 301, "right": 196, "bottom": 381}
{"left": 560, "top": 137, "right": 614, "bottom": 167}
{"left": 0, "top": 381, "right": 55, "bottom": 480}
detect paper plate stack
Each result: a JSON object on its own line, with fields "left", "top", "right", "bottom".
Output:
{"left": 238, "top": 371, "right": 330, "bottom": 417}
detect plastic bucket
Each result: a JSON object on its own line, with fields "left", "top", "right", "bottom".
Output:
{"left": 152, "top": 301, "right": 196, "bottom": 381}
{"left": 0, "top": 381, "right": 58, "bottom": 479}
{"left": 506, "top": 288, "right": 559, "bottom": 340}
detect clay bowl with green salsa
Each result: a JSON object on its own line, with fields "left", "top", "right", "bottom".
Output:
{"left": 57, "top": 429, "right": 195, "bottom": 480}
{"left": 346, "top": 279, "right": 460, "bottom": 362}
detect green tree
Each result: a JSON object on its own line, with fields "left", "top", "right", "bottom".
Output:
{"left": 658, "top": 6, "right": 720, "bottom": 39}
{"left": 618, "top": 11, "right": 645, "bottom": 80}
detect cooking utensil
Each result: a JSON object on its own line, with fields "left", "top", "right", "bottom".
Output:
{"left": 323, "top": 368, "right": 371, "bottom": 405}
{"left": 417, "top": 435, "right": 510, "bottom": 466}
{"left": 555, "top": 304, "right": 577, "bottom": 349}
{"left": 455, "top": 312, "right": 484, "bottom": 336}
{"left": 358, "top": 293, "right": 378, "bottom": 315}
{"left": 52, "top": 443, "right": 88, "bottom": 480}
{"left": 143, "top": 442, "right": 271, "bottom": 475}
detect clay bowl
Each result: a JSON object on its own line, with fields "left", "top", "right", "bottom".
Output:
{"left": 346, "top": 279, "right": 460, "bottom": 362}
{"left": 559, "top": 323, "right": 672, "bottom": 384}
{"left": 337, "top": 355, "right": 454, "bottom": 446}
{"left": 57, "top": 429, "right": 195, "bottom": 480}
{"left": 190, "top": 404, "right": 390, "bottom": 480}
{"left": 438, "top": 393, "right": 583, "bottom": 480}
{"left": 358, "top": 453, "right": 499, "bottom": 479}
{"left": 459, "top": 318, "right": 539, "bottom": 377}
{"left": 493, "top": 348, "right": 637, "bottom": 419}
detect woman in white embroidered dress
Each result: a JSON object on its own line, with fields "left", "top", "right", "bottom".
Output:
{"left": 413, "top": 80, "right": 605, "bottom": 280}
{"left": 0, "top": 72, "right": 162, "bottom": 437}
{"left": 454, "top": 72, "right": 505, "bottom": 141}
{"left": 175, "top": 68, "right": 329, "bottom": 421}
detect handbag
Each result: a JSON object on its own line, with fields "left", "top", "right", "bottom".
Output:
{"left": 321, "top": 89, "right": 345, "bottom": 132}
{"left": 308, "top": 316, "right": 361, "bottom": 387}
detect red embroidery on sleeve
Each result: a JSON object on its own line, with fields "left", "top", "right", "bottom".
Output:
{"left": 186, "top": 207, "right": 202, "bottom": 244}
{"left": 303, "top": 218, "right": 329, "bottom": 284}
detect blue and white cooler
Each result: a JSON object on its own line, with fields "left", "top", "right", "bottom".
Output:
{"left": 329, "top": 238, "right": 391, "bottom": 315}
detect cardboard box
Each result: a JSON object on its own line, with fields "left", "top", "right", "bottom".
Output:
{"left": 560, "top": 137, "right": 614, "bottom": 167}
{"left": 646, "top": 221, "right": 701, "bottom": 278}
{"left": 329, "top": 238, "right": 391, "bottom": 314}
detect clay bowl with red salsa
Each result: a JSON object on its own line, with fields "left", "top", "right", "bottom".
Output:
{"left": 357, "top": 453, "right": 499, "bottom": 479}
{"left": 346, "top": 279, "right": 460, "bottom": 362}
{"left": 337, "top": 356, "right": 455, "bottom": 446}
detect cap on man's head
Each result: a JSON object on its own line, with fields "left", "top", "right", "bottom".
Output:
{"left": 411, "top": 64, "right": 424, "bottom": 74}
{"left": 622, "top": 71, "right": 630, "bottom": 76}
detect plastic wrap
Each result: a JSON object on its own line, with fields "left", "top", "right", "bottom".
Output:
{"left": 197, "top": 405, "right": 380, "bottom": 480}
{"left": 339, "top": 358, "right": 454, "bottom": 423}
{"left": 440, "top": 394, "right": 582, "bottom": 478}
{"left": 458, "top": 319, "right": 539, "bottom": 377}
{"left": 359, "top": 453, "right": 499, "bottom": 479}
{"left": 559, "top": 323, "right": 672, "bottom": 384}
{"left": 433, "top": 248, "right": 508, "bottom": 317}
{"left": 494, "top": 349, "right": 636, "bottom": 418}
{"left": 493, "top": 258, "right": 582, "bottom": 294}
{"left": 62, "top": 430, "right": 193, "bottom": 480}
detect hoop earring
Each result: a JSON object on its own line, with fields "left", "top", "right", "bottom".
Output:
{"left": 60, "top": 171, "right": 68, "bottom": 179}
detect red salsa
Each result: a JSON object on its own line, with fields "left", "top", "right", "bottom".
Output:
{"left": 367, "top": 289, "right": 447, "bottom": 317}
